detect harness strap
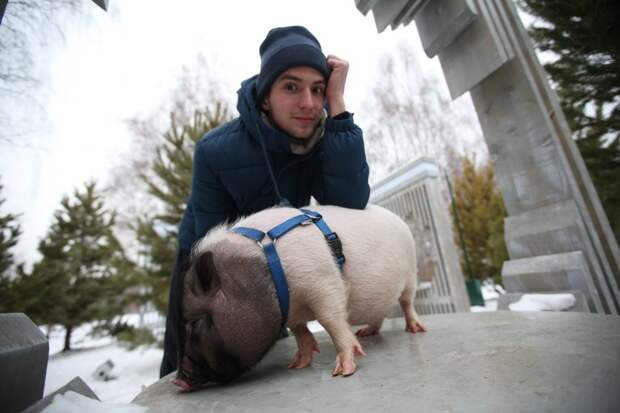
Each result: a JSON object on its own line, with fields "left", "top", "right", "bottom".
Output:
{"left": 267, "top": 213, "right": 313, "bottom": 239}
{"left": 231, "top": 226, "right": 265, "bottom": 242}
{"left": 301, "top": 209, "right": 345, "bottom": 270}
{"left": 263, "top": 242, "right": 289, "bottom": 325}
{"left": 230, "top": 209, "right": 345, "bottom": 327}
{"left": 230, "top": 226, "right": 290, "bottom": 327}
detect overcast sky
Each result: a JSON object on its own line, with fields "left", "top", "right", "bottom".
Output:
{"left": 0, "top": 0, "right": 477, "bottom": 266}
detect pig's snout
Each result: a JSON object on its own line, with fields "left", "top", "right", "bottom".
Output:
{"left": 171, "top": 377, "right": 191, "bottom": 392}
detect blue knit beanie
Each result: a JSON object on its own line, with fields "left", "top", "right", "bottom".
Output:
{"left": 255, "top": 26, "right": 329, "bottom": 104}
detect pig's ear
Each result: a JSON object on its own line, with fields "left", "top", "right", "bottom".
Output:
{"left": 195, "top": 251, "right": 221, "bottom": 292}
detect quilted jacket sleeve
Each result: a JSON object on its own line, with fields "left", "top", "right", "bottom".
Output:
{"left": 189, "top": 141, "right": 237, "bottom": 244}
{"left": 312, "top": 113, "right": 370, "bottom": 209}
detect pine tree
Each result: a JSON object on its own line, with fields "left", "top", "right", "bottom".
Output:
{"left": 451, "top": 156, "right": 508, "bottom": 285}
{"left": 29, "top": 181, "right": 131, "bottom": 351}
{"left": 0, "top": 178, "right": 23, "bottom": 311}
{"left": 519, "top": 0, "right": 620, "bottom": 243}
{"left": 136, "top": 104, "right": 230, "bottom": 313}
{"left": 0, "top": 179, "right": 21, "bottom": 278}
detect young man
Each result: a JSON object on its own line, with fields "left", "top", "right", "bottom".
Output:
{"left": 160, "top": 25, "right": 370, "bottom": 377}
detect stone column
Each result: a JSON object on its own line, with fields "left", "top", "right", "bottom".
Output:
{"left": 356, "top": 0, "right": 620, "bottom": 314}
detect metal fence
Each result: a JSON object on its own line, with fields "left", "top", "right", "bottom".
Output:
{"left": 371, "top": 158, "right": 470, "bottom": 314}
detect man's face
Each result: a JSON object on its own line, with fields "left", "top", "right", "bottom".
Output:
{"left": 261, "top": 66, "right": 326, "bottom": 139}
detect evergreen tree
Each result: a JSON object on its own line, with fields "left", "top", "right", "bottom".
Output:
{"left": 519, "top": 0, "right": 620, "bottom": 243}
{"left": 136, "top": 104, "right": 230, "bottom": 314}
{"left": 0, "top": 179, "right": 21, "bottom": 278}
{"left": 451, "top": 156, "right": 508, "bottom": 285}
{"left": 29, "top": 181, "right": 131, "bottom": 351}
{"left": 0, "top": 178, "right": 23, "bottom": 311}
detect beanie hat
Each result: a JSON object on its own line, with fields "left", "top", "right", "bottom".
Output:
{"left": 255, "top": 26, "right": 329, "bottom": 104}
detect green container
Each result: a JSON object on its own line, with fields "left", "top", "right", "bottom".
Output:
{"left": 466, "top": 279, "right": 485, "bottom": 307}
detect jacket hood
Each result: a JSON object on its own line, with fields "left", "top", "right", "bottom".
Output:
{"left": 236, "top": 75, "right": 291, "bottom": 154}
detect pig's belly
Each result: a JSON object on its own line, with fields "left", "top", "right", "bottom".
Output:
{"left": 346, "top": 284, "right": 403, "bottom": 326}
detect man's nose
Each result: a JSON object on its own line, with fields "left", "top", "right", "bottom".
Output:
{"left": 298, "top": 87, "right": 313, "bottom": 109}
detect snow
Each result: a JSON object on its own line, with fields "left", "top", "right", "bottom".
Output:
{"left": 470, "top": 280, "right": 504, "bottom": 312}
{"left": 509, "top": 293, "right": 577, "bottom": 312}
{"left": 41, "top": 312, "right": 324, "bottom": 408}
{"left": 42, "top": 391, "right": 151, "bottom": 413}
{"left": 44, "top": 313, "right": 164, "bottom": 404}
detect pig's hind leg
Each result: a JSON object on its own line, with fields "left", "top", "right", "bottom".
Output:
{"left": 399, "top": 285, "right": 426, "bottom": 333}
{"left": 355, "top": 318, "right": 384, "bottom": 337}
{"left": 288, "top": 324, "right": 320, "bottom": 369}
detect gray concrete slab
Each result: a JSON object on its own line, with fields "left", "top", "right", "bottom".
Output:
{"left": 133, "top": 312, "right": 620, "bottom": 412}
{"left": 0, "top": 313, "right": 49, "bottom": 413}
{"left": 416, "top": 0, "right": 477, "bottom": 58}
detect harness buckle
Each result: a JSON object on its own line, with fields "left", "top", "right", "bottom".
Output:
{"left": 325, "top": 233, "right": 345, "bottom": 264}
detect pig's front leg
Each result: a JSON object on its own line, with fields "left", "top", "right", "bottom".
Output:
{"left": 318, "top": 316, "right": 367, "bottom": 377}
{"left": 288, "top": 324, "right": 320, "bottom": 369}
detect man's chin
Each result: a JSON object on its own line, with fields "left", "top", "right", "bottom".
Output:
{"left": 285, "top": 128, "right": 314, "bottom": 140}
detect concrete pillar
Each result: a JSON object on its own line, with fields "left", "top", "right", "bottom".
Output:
{"left": 355, "top": 0, "right": 620, "bottom": 314}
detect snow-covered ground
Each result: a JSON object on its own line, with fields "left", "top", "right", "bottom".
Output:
{"left": 44, "top": 313, "right": 164, "bottom": 404}
{"left": 44, "top": 314, "right": 327, "bottom": 405}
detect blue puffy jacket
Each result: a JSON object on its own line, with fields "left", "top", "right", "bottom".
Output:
{"left": 177, "top": 75, "right": 370, "bottom": 252}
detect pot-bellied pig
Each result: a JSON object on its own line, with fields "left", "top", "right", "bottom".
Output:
{"left": 173, "top": 204, "right": 426, "bottom": 391}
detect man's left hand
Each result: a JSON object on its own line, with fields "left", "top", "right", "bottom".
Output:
{"left": 326, "top": 55, "right": 348, "bottom": 117}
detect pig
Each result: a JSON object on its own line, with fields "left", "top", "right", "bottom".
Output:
{"left": 173, "top": 204, "right": 426, "bottom": 391}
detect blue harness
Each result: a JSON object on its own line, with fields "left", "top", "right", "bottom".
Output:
{"left": 230, "top": 208, "right": 344, "bottom": 326}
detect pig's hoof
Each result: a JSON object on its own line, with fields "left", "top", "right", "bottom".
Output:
{"left": 332, "top": 345, "right": 366, "bottom": 377}
{"left": 332, "top": 354, "right": 357, "bottom": 377}
{"left": 355, "top": 326, "right": 380, "bottom": 337}
{"left": 288, "top": 351, "right": 313, "bottom": 369}
{"left": 406, "top": 321, "right": 427, "bottom": 333}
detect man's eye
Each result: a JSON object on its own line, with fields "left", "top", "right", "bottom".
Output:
{"left": 284, "top": 83, "right": 297, "bottom": 92}
{"left": 312, "top": 87, "right": 325, "bottom": 96}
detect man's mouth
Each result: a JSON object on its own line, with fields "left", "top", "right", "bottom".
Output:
{"left": 293, "top": 116, "right": 315, "bottom": 126}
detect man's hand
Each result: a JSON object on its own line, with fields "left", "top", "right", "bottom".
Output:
{"left": 326, "top": 55, "right": 348, "bottom": 118}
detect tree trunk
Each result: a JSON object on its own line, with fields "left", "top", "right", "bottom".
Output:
{"left": 63, "top": 325, "right": 73, "bottom": 352}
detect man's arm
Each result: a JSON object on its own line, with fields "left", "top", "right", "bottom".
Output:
{"left": 190, "top": 141, "right": 237, "bottom": 243}
{"left": 313, "top": 56, "right": 370, "bottom": 209}
{"left": 312, "top": 113, "right": 370, "bottom": 209}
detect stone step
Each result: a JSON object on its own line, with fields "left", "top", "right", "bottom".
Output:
{"left": 501, "top": 251, "right": 606, "bottom": 313}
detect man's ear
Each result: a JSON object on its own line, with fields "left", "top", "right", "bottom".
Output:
{"left": 195, "top": 251, "right": 221, "bottom": 292}
{"left": 261, "top": 97, "right": 271, "bottom": 111}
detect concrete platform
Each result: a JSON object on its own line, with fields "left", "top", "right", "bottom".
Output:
{"left": 133, "top": 312, "right": 620, "bottom": 412}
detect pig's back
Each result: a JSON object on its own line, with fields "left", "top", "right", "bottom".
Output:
{"left": 313, "top": 205, "right": 416, "bottom": 326}
{"left": 238, "top": 205, "right": 416, "bottom": 327}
